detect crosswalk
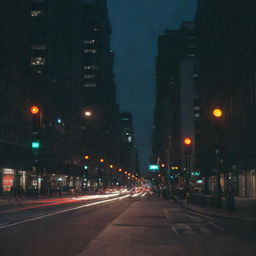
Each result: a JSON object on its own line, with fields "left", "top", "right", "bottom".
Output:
{"left": 163, "top": 208, "right": 227, "bottom": 236}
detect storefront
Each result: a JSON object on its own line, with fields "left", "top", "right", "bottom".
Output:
{"left": 239, "top": 169, "right": 256, "bottom": 198}
{"left": 2, "top": 168, "right": 14, "bottom": 192}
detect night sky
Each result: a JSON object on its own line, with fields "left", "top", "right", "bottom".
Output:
{"left": 108, "top": 0, "right": 197, "bottom": 173}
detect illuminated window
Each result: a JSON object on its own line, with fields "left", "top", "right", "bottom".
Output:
{"left": 83, "top": 83, "right": 97, "bottom": 88}
{"left": 84, "top": 65, "right": 98, "bottom": 70}
{"left": 84, "top": 40, "right": 95, "bottom": 44}
{"left": 31, "top": 45, "right": 46, "bottom": 50}
{"left": 84, "top": 74, "right": 96, "bottom": 79}
{"left": 31, "top": 57, "right": 46, "bottom": 66}
{"left": 84, "top": 49, "right": 97, "bottom": 54}
{"left": 31, "top": 10, "right": 42, "bottom": 17}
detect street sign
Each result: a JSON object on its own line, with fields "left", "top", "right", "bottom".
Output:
{"left": 32, "top": 141, "right": 40, "bottom": 149}
{"left": 148, "top": 165, "right": 159, "bottom": 171}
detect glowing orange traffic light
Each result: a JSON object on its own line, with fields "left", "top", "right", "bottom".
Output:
{"left": 184, "top": 137, "right": 192, "bottom": 145}
{"left": 212, "top": 108, "right": 223, "bottom": 118}
{"left": 99, "top": 158, "right": 104, "bottom": 163}
{"left": 84, "top": 155, "right": 89, "bottom": 160}
{"left": 30, "top": 105, "right": 39, "bottom": 114}
{"left": 109, "top": 164, "right": 114, "bottom": 168}
{"left": 118, "top": 168, "right": 122, "bottom": 172}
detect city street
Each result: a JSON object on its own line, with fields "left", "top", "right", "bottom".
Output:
{"left": 0, "top": 193, "right": 255, "bottom": 256}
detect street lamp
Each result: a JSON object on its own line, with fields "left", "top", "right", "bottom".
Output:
{"left": 84, "top": 111, "right": 92, "bottom": 117}
{"left": 212, "top": 108, "right": 222, "bottom": 118}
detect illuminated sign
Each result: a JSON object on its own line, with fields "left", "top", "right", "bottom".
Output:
{"left": 148, "top": 165, "right": 159, "bottom": 171}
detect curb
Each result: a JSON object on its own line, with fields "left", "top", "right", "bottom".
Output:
{"left": 178, "top": 200, "right": 256, "bottom": 222}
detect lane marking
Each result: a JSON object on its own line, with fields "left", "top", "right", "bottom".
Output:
{"left": 189, "top": 214, "right": 225, "bottom": 234}
{"left": 207, "top": 220, "right": 226, "bottom": 233}
{"left": 172, "top": 226, "right": 179, "bottom": 237}
{"left": 0, "top": 194, "right": 131, "bottom": 230}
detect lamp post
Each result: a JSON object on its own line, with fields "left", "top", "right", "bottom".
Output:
{"left": 212, "top": 108, "right": 223, "bottom": 208}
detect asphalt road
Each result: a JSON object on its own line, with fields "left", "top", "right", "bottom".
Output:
{"left": 0, "top": 193, "right": 255, "bottom": 256}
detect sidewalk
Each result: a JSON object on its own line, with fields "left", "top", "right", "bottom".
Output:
{"left": 77, "top": 196, "right": 256, "bottom": 256}
{"left": 78, "top": 198, "right": 183, "bottom": 256}
{"left": 179, "top": 197, "right": 256, "bottom": 221}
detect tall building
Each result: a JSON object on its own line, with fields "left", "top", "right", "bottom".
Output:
{"left": 152, "top": 22, "right": 197, "bottom": 183}
{"left": 120, "top": 112, "right": 140, "bottom": 180}
{"left": 196, "top": 0, "right": 256, "bottom": 197}
{"left": 0, "top": 0, "right": 33, "bottom": 192}
{"left": 0, "top": 0, "right": 119, "bottom": 194}
{"left": 80, "top": 0, "right": 119, "bottom": 179}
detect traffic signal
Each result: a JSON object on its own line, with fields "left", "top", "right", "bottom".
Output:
{"left": 183, "top": 137, "right": 192, "bottom": 154}
{"left": 30, "top": 105, "right": 39, "bottom": 114}
{"left": 30, "top": 105, "right": 40, "bottom": 133}
{"left": 184, "top": 137, "right": 192, "bottom": 145}
{"left": 84, "top": 155, "right": 89, "bottom": 160}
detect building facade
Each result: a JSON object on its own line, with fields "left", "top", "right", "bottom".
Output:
{"left": 196, "top": 0, "right": 256, "bottom": 197}
{"left": 0, "top": 0, "right": 121, "bottom": 194}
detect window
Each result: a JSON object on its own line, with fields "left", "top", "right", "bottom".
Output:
{"left": 84, "top": 65, "right": 98, "bottom": 70}
{"left": 83, "top": 83, "right": 97, "bottom": 88}
{"left": 84, "top": 74, "right": 96, "bottom": 79}
{"left": 83, "top": 40, "right": 95, "bottom": 44}
{"left": 84, "top": 49, "right": 97, "bottom": 54}
{"left": 31, "top": 57, "right": 46, "bottom": 66}
{"left": 31, "top": 10, "right": 43, "bottom": 17}
{"left": 31, "top": 45, "right": 46, "bottom": 50}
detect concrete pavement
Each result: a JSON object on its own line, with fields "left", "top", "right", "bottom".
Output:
{"left": 78, "top": 195, "right": 256, "bottom": 256}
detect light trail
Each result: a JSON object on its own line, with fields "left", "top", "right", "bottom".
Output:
{"left": 131, "top": 192, "right": 143, "bottom": 197}
{"left": 0, "top": 194, "right": 131, "bottom": 230}
{"left": 0, "top": 193, "right": 124, "bottom": 214}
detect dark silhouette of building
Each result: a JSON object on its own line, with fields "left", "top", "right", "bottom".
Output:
{"left": 0, "top": 0, "right": 121, "bottom": 193}
{"left": 0, "top": 0, "right": 33, "bottom": 192}
{"left": 196, "top": 0, "right": 256, "bottom": 197}
{"left": 120, "top": 112, "right": 140, "bottom": 185}
{"left": 152, "top": 22, "right": 197, "bottom": 186}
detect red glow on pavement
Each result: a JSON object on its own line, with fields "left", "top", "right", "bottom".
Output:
{"left": 0, "top": 193, "right": 122, "bottom": 214}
